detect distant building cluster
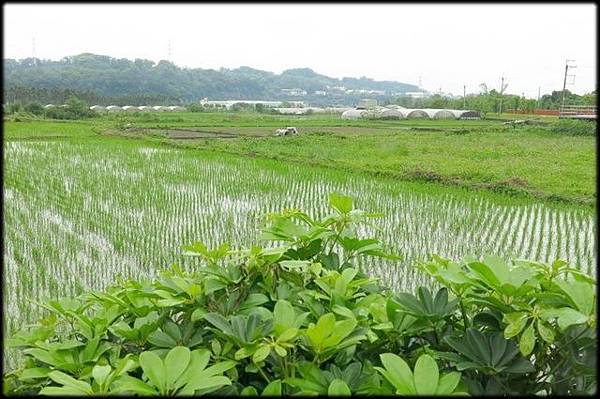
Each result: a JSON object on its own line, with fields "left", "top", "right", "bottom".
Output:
{"left": 274, "top": 106, "right": 353, "bottom": 115}
{"left": 278, "top": 86, "right": 403, "bottom": 97}
{"left": 199, "top": 100, "right": 306, "bottom": 109}
{"left": 280, "top": 88, "right": 308, "bottom": 96}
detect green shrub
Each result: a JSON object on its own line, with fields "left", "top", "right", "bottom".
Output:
{"left": 549, "top": 119, "right": 596, "bottom": 136}
{"left": 24, "top": 102, "right": 44, "bottom": 115}
{"left": 5, "top": 103, "right": 23, "bottom": 114}
{"left": 44, "top": 97, "right": 96, "bottom": 120}
{"left": 4, "top": 194, "right": 596, "bottom": 396}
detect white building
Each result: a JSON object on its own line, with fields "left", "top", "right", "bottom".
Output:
{"left": 405, "top": 91, "right": 431, "bottom": 99}
{"left": 281, "top": 88, "right": 307, "bottom": 96}
{"left": 357, "top": 99, "right": 378, "bottom": 109}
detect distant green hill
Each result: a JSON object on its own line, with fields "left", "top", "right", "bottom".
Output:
{"left": 3, "top": 53, "right": 419, "bottom": 106}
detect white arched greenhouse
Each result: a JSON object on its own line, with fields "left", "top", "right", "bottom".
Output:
{"left": 167, "top": 106, "right": 186, "bottom": 112}
{"left": 341, "top": 109, "right": 368, "bottom": 119}
{"left": 379, "top": 108, "right": 405, "bottom": 119}
{"left": 405, "top": 109, "right": 430, "bottom": 119}
{"left": 106, "top": 105, "right": 122, "bottom": 112}
{"left": 432, "top": 109, "right": 456, "bottom": 119}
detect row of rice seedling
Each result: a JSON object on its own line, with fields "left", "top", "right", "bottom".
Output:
{"left": 3, "top": 138, "right": 595, "bottom": 367}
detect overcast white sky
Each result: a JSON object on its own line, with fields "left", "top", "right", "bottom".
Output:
{"left": 3, "top": 3, "right": 596, "bottom": 97}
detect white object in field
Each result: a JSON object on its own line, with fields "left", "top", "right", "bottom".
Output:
{"left": 106, "top": 105, "right": 123, "bottom": 112}
{"left": 274, "top": 127, "right": 298, "bottom": 136}
{"left": 90, "top": 105, "right": 106, "bottom": 111}
{"left": 122, "top": 106, "right": 138, "bottom": 112}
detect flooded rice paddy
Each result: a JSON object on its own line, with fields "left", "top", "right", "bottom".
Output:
{"left": 3, "top": 138, "right": 596, "bottom": 366}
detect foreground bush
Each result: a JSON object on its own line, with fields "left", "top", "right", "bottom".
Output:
{"left": 4, "top": 194, "right": 596, "bottom": 395}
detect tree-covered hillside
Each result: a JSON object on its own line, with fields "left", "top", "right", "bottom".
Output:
{"left": 3, "top": 53, "right": 419, "bottom": 105}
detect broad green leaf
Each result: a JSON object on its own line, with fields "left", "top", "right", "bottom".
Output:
{"left": 240, "top": 293, "right": 270, "bottom": 310}
{"left": 39, "top": 386, "right": 91, "bottom": 395}
{"left": 277, "top": 328, "right": 298, "bottom": 343}
{"left": 252, "top": 345, "right": 271, "bottom": 363}
{"left": 139, "top": 351, "right": 166, "bottom": 393}
{"left": 555, "top": 277, "right": 595, "bottom": 315}
{"left": 542, "top": 307, "right": 589, "bottom": 330}
{"left": 235, "top": 346, "right": 255, "bottom": 360}
{"left": 204, "top": 313, "right": 233, "bottom": 336}
{"left": 518, "top": 323, "right": 536, "bottom": 356}
{"left": 165, "top": 346, "right": 191, "bottom": 389}
{"left": 436, "top": 372, "right": 461, "bottom": 394}
{"left": 306, "top": 313, "right": 336, "bottom": 347}
{"left": 191, "top": 308, "right": 207, "bottom": 322}
{"left": 322, "top": 319, "right": 357, "bottom": 348}
{"left": 328, "top": 379, "right": 351, "bottom": 396}
{"left": 333, "top": 305, "right": 356, "bottom": 319}
{"left": 273, "top": 345, "right": 287, "bottom": 357}
{"left": 329, "top": 193, "right": 353, "bottom": 214}
{"left": 377, "top": 353, "right": 415, "bottom": 394}
{"left": 18, "top": 367, "right": 51, "bottom": 381}
{"left": 47, "top": 371, "right": 93, "bottom": 394}
{"left": 468, "top": 261, "right": 501, "bottom": 288}
{"left": 414, "top": 354, "right": 439, "bottom": 395}
{"left": 503, "top": 313, "right": 528, "bottom": 339}
{"left": 92, "top": 365, "right": 112, "bottom": 387}
{"left": 262, "top": 379, "right": 282, "bottom": 396}
{"left": 147, "top": 329, "right": 178, "bottom": 348}
{"left": 536, "top": 320, "right": 555, "bottom": 344}
{"left": 285, "top": 377, "right": 325, "bottom": 393}
{"left": 179, "top": 376, "right": 231, "bottom": 395}
{"left": 241, "top": 386, "right": 259, "bottom": 396}
{"left": 341, "top": 268, "right": 358, "bottom": 285}
{"left": 273, "top": 300, "right": 295, "bottom": 329}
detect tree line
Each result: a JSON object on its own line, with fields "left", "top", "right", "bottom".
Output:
{"left": 4, "top": 54, "right": 418, "bottom": 104}
{"left": 393, "top": 89, "right": 596, "bottom": 115}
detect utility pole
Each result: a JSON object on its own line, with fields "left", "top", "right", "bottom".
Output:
{"left": 498, "top": 75, "right": 506, "bottom": 114}
{"left": 560, "top": 59, "right": 576, "bottom": 111}
{"left": 32, "top": 37, "right": 36, "bottom": 65}
{"left": 536, "top": 86, "right": 541, "bottom": 109}
{"left": 463, "top": 85, "right": 466, "bottom": 109}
